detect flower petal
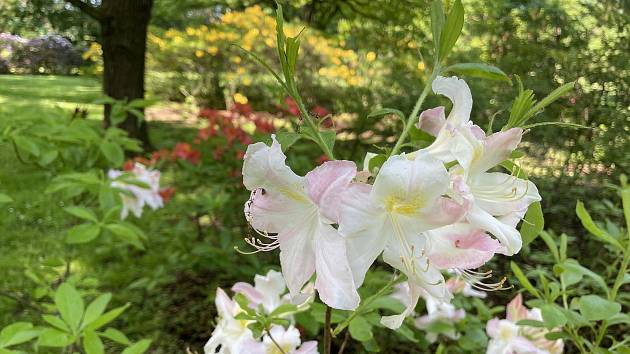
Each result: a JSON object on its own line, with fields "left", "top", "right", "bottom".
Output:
{"left": 231, "top": 282, "right": 263, "bottom": 308}
{"left": 313, "top": 223, "right": 360, "bottom": 310}
{"left": 426, "top": 223, "right": 500, "bottom": 270}
{"left": 467, "top": 204, "right": 523, "bottom": 255}
{"left": 380, "top": 281, "right": 422, "bottom": 330}
{"left": 214, "top": 287, "right": 236, "bottom": 319}
{"left": 417, "top": 106, "right": 446, "bottom": 136}
{"left": 470, "top": 172, "right": 541, "bottom": 216}
{"left": 294, "top": 341, "right": 319, "bottom": 354}
{"left": 372, "top": 153, "right": 450, "bottom": 212}
{"left": 305, "top": 160, "right": 357, "bottom": 223}
{"left": 339, "top": 184, "right": 389, "bottom": 287}
{"left": 432, "top": 76, "right": 473, "bottom": 126}
{"left": 242, "top": 135, "right": 305, "bottom": 199}
{"left": 278, "top": 216, "right": 317, "bottom": 299}
{"left": 473, "top": 128, "right": 523, "bottom": 174}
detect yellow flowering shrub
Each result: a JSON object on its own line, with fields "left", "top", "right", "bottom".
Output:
{"left": 147, "top": 5, "right": 380, "bottom": 108}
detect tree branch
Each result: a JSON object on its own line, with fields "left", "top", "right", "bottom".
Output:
{"left": 66, "top": 0, "right": 104, "bottom": 21}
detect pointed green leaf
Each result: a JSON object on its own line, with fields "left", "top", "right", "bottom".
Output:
{"left": 13, "top": 136, "right": 40, "bottom": 157}
{"left": 100, "top": 328, "right": 131, "bottom": 345}
{"left": 84, "top": 303, "right": 130, "bottom": 331}
{"left": 100, "top": 142, "right": 124, "bottom": 166}
{"left": 349, "top": 316, "right": 373, "bottom": 342}
{"left": 0, "top": 322, "right": 38, "bottom": 348}
{"left": 431, "top": 0, "right": 445, "bottom": 55}
{"left": 275, "top": 132, "right": 301, "bottom": 152}
{"left": 37, "top": 328, "right": 73, "bottom": 347}
{"left": 510, "top": 262, "right": 540, "bottom": 298}
{"left": 63, "top": 206, "right": 98, "bottom": 222}
{"left": 83, "top": 331, "right": 104, "bottom": 354}
{"left": 42, "top": 315, "right": 70, "bottom": 332}
{"left": 367, "top": 108, "right": 405, "bottom": 121}
{"left": 122, "top": 339, "right": 152, "bottom": 354}
{"left": 520, "top": 202, "right": 544, "bottom": 245}
{"left": 82, "top": 294, "right": 112, "bottom": 329}
{"left": 444, "top": 63, "right": 511, "bottom": 83}
{"left": 540, "top": 304, "right": 567, "bottom": 328}
{"left": 576, "top": 201, "right": 622, "bottom": 249}
{"left": 105, "top": 224, "right": 144, "bottom": 250}
{"left": 66, "top": 223, "right": 101, "bottom": 244}
{"left": 438, "top": 0, "right": 464, "bottom": 62}
{"left": 54, "top": 283, "right": 84, "bottom": 333}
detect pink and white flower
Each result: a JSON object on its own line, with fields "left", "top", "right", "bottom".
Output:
{"left": 108, "top": 163, "right": 163, "bottom": 220}
{"left": 204, "top": 288, "right": 255, "bottom": 354}
{"left": 417, "top": 76, "right": 541, "bottom": 255}
{"left": 242, "top": 136, "right": 359, "bottom": 310}
{"left": 486, "top": 294, "right": 564, "bottom": 354}
{"left": 231, "top": 270, "right": 290, "bottom": 314}
{"left": 338, "top": 153, "right": 467, "bottom": 329}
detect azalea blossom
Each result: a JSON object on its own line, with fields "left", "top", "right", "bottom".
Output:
{"left": 204, "top": 288, "right": 255, "bottom": 354}
{"left": 486, "top": 294, "right": 564, "bottom": 354}
{"left": 338, "top": 153, "right": 467, "bottom": 328}
{"left": 416, "top": 76, "right": 541, "bottom": 255}
{"left": 242, "top": 136, "right": 359, "bottom": 310}
{"left": 231, "top": 270, "right": 290, "bottom": 314}
{"left": 414, "top": 290, "right": 465, "bottom": 343}
{"left": 242, "top": 325, "right": 319, "bottom": 354}
{"left": 108, "top": 162, "right": 163, "bottom": 219}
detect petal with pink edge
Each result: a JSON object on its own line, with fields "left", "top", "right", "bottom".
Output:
{"left": 305, "top": 160, "right": 357, "bottom": 223}
{"left": 278, "top": 216, "right": 317, "bottom": 300}
{"left": 467, "top": 204, "right": 523, "bottom": 256}
{"left": 426, "top": 223, "right": 501, "bottom": 269}
{"left": 417, "top": 106, "right": 446, "bottom": 136}
{"left": 472, "top": 127, "right": 523, "bottom": 174}
{"left": 231, "top": 282, "right": 263, "bottom": 308}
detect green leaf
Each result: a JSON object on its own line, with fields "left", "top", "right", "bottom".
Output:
{"left": 444, "top": 63, "right": 511, "bottom": 83}
{"left": 540, "top": 304, "right": 567, "bottom": 328}
{"left": 275, "top": 132, "right": 301, "bottom": 152}
{"left": 510, "top": 262, "right": 540, "bottom": 298}
{"left": 539, "top": 231, "right": 560, "bottom": 262}
{"left": 121, "top": 339, "right": 151, "bottom": 354}
{"left": 525, "top": 82, "right": 574, "bottom": 120}
{"left": 38, "top": 149, "right": 59, "bottom": 166}
{"left": 320, "top": 130, "right": 336, "bottom": 155}
{"left": 82, "top": 294, "right": 112, "bottom": 329}
{"left": 515, "top": 319, "right": 545, "bottom": 328}
{"left": 576, "top": 201, "right": 622, "bottom": 249}
{"left": 520, "top": 202, "right": 544, "bottom": 245}
{"left": 367, "top": 108, "right": 405, "bottom": 121}
{"left": 37, "top": 328, "right": 73, "bottom": 347}
{"left": 64, "top": 206, "right": 98, "bottom": 222}
{"left": 54, "top": 283, "right": 84, "bottom": 333}
{"left": 100, "top": 142, "right": 124, "bottom": 166}
{"left": 348, "top": 316, "right": 373, "bottom": 342}
{"left": 105, "top": 224, "right": 144, "bottom": 250}
{"left": 368, "top": 154, "right": 387, "bottom": 172}
{"left": 66, "top": 223, "right": 101, "bottom": 244}
{"left": 84, "top": 303, "right": 130, "bottom": 331}
{"left": 41, "top": 315, "right": 70, "bottom": 332}
{"left": 579, "top": 295, "right": 621, "bottom": 322}
{"left": 13, "top": 136, "right": 40, "bottom": 157}
{"left": 438, "top": 0, "right": 464, "bottom": 62}
{"left": 100, "top": 328, "right": 131, "bottom": 345}
{"left": 0, "top": 322, "right": 38, "bottom": 348}
{"left": 430, "top": 0, "right": 445, "bottom": 55}
{"left": 83, "top": 331, "right": 104, "bottom": 354}
{"left": 269, "top": 304, "right": 298, "bottom": 318}
{"left": 0, "top": 194, "right": 12, "bottom": 204}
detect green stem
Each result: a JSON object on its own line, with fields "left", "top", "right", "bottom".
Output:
{"left": 332, "top": 274, "right": 400, "bottom": 336}
{"left": 389, "top": 65, "right": 440, "bottom": 157}
{"left": 324, "top": 305, "right": 332, "bottom": 354}
{"left": 266, "top": 327, "right": 287, "bottom": 354}
{"left": 294, "top": 94, "right": 336, "bottom": 160}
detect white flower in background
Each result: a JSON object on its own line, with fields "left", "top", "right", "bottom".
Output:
{"left": 204, "top": 288, "right": 254, "bottom": 354}
{"left": 338, "top": 153, "right": 467, "bottom": 329}
{"left": 486, "top": 294, "right": 564, "bottom": 354}
{"left": 242, "top": 325, "right": 319, "bottom": 354}
{"left": 108, "top": 162, "right": 163, "bottom": 219}
{"left": 242, "top": 136, "right": 360, "bottom": 310}
{"left": 231, "top": 270, "right": 290, "bottom": 314}
{"left": 417, "top": 76, "right": 541, "bottom": 255}
{"left": 414, "top": 291, "right": 465, "bottom": 343}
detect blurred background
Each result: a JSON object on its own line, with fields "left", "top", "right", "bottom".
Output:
{"left": 0, "top": 0, "right": 628, "bottom": 352}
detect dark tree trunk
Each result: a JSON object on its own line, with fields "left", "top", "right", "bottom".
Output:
{"left": 100, "top": 0, "right": 153, "bottom": 148}
{"left": 67, "top": 0, "right": 154, "bottom": 148}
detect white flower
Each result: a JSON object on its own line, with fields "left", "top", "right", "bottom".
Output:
{"left": 415, "top": 291, "right": 465, "bottom": 343}
{"left": 242, "top": 136, "right": 360, "bottom": 310}
{"left": 204, "top": 288, "right": 255, "bottom": 354}
{"left": 338, "top": 153, "right": 467, "bottom": 328}
{"left": 231, "top": 270, "right": 289, "bottom": 314}
{"left": 241, "top": 325, "right": 319, "bottom": 354}
{"left": 108, "top": 163, "right": 163, "bottom": 220}
{"left": 417, "top": 76, "right": 541, "bottom": 255}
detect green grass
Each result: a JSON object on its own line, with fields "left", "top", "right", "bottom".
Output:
{"left": 0, "top": 74, "right": 103, "bottom": 122}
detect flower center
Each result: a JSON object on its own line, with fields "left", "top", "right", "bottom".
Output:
{"left": 384, "top": 196, "right": 424, "bottom": 215}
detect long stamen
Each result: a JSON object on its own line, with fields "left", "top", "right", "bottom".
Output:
{"left": 452, "top": 269, "right": 512, "bottom": 291}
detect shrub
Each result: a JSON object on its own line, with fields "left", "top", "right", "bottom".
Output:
{"left": 12, "top": 34, "right": 82, "bottom": 75}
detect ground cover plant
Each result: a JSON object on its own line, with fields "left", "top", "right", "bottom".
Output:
{"left": 0, "top": 0, "right": 628, "bottom": 353}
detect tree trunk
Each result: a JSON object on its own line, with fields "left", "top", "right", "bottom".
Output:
{"left": 99, "top": 0, "right": 153, "bottom": 148}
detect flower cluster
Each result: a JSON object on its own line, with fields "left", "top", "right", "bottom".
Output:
{"left": 108, "top": 163, "right": 166, "bottom": 220}
{"left": 204, "top": 270, "right": 317, "bottom": 354}
{"left": 486, "top": 294, "right": 564, "bottom": 354}
{"left": 241, "top": 76, "right": 541, "bottom": 328}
